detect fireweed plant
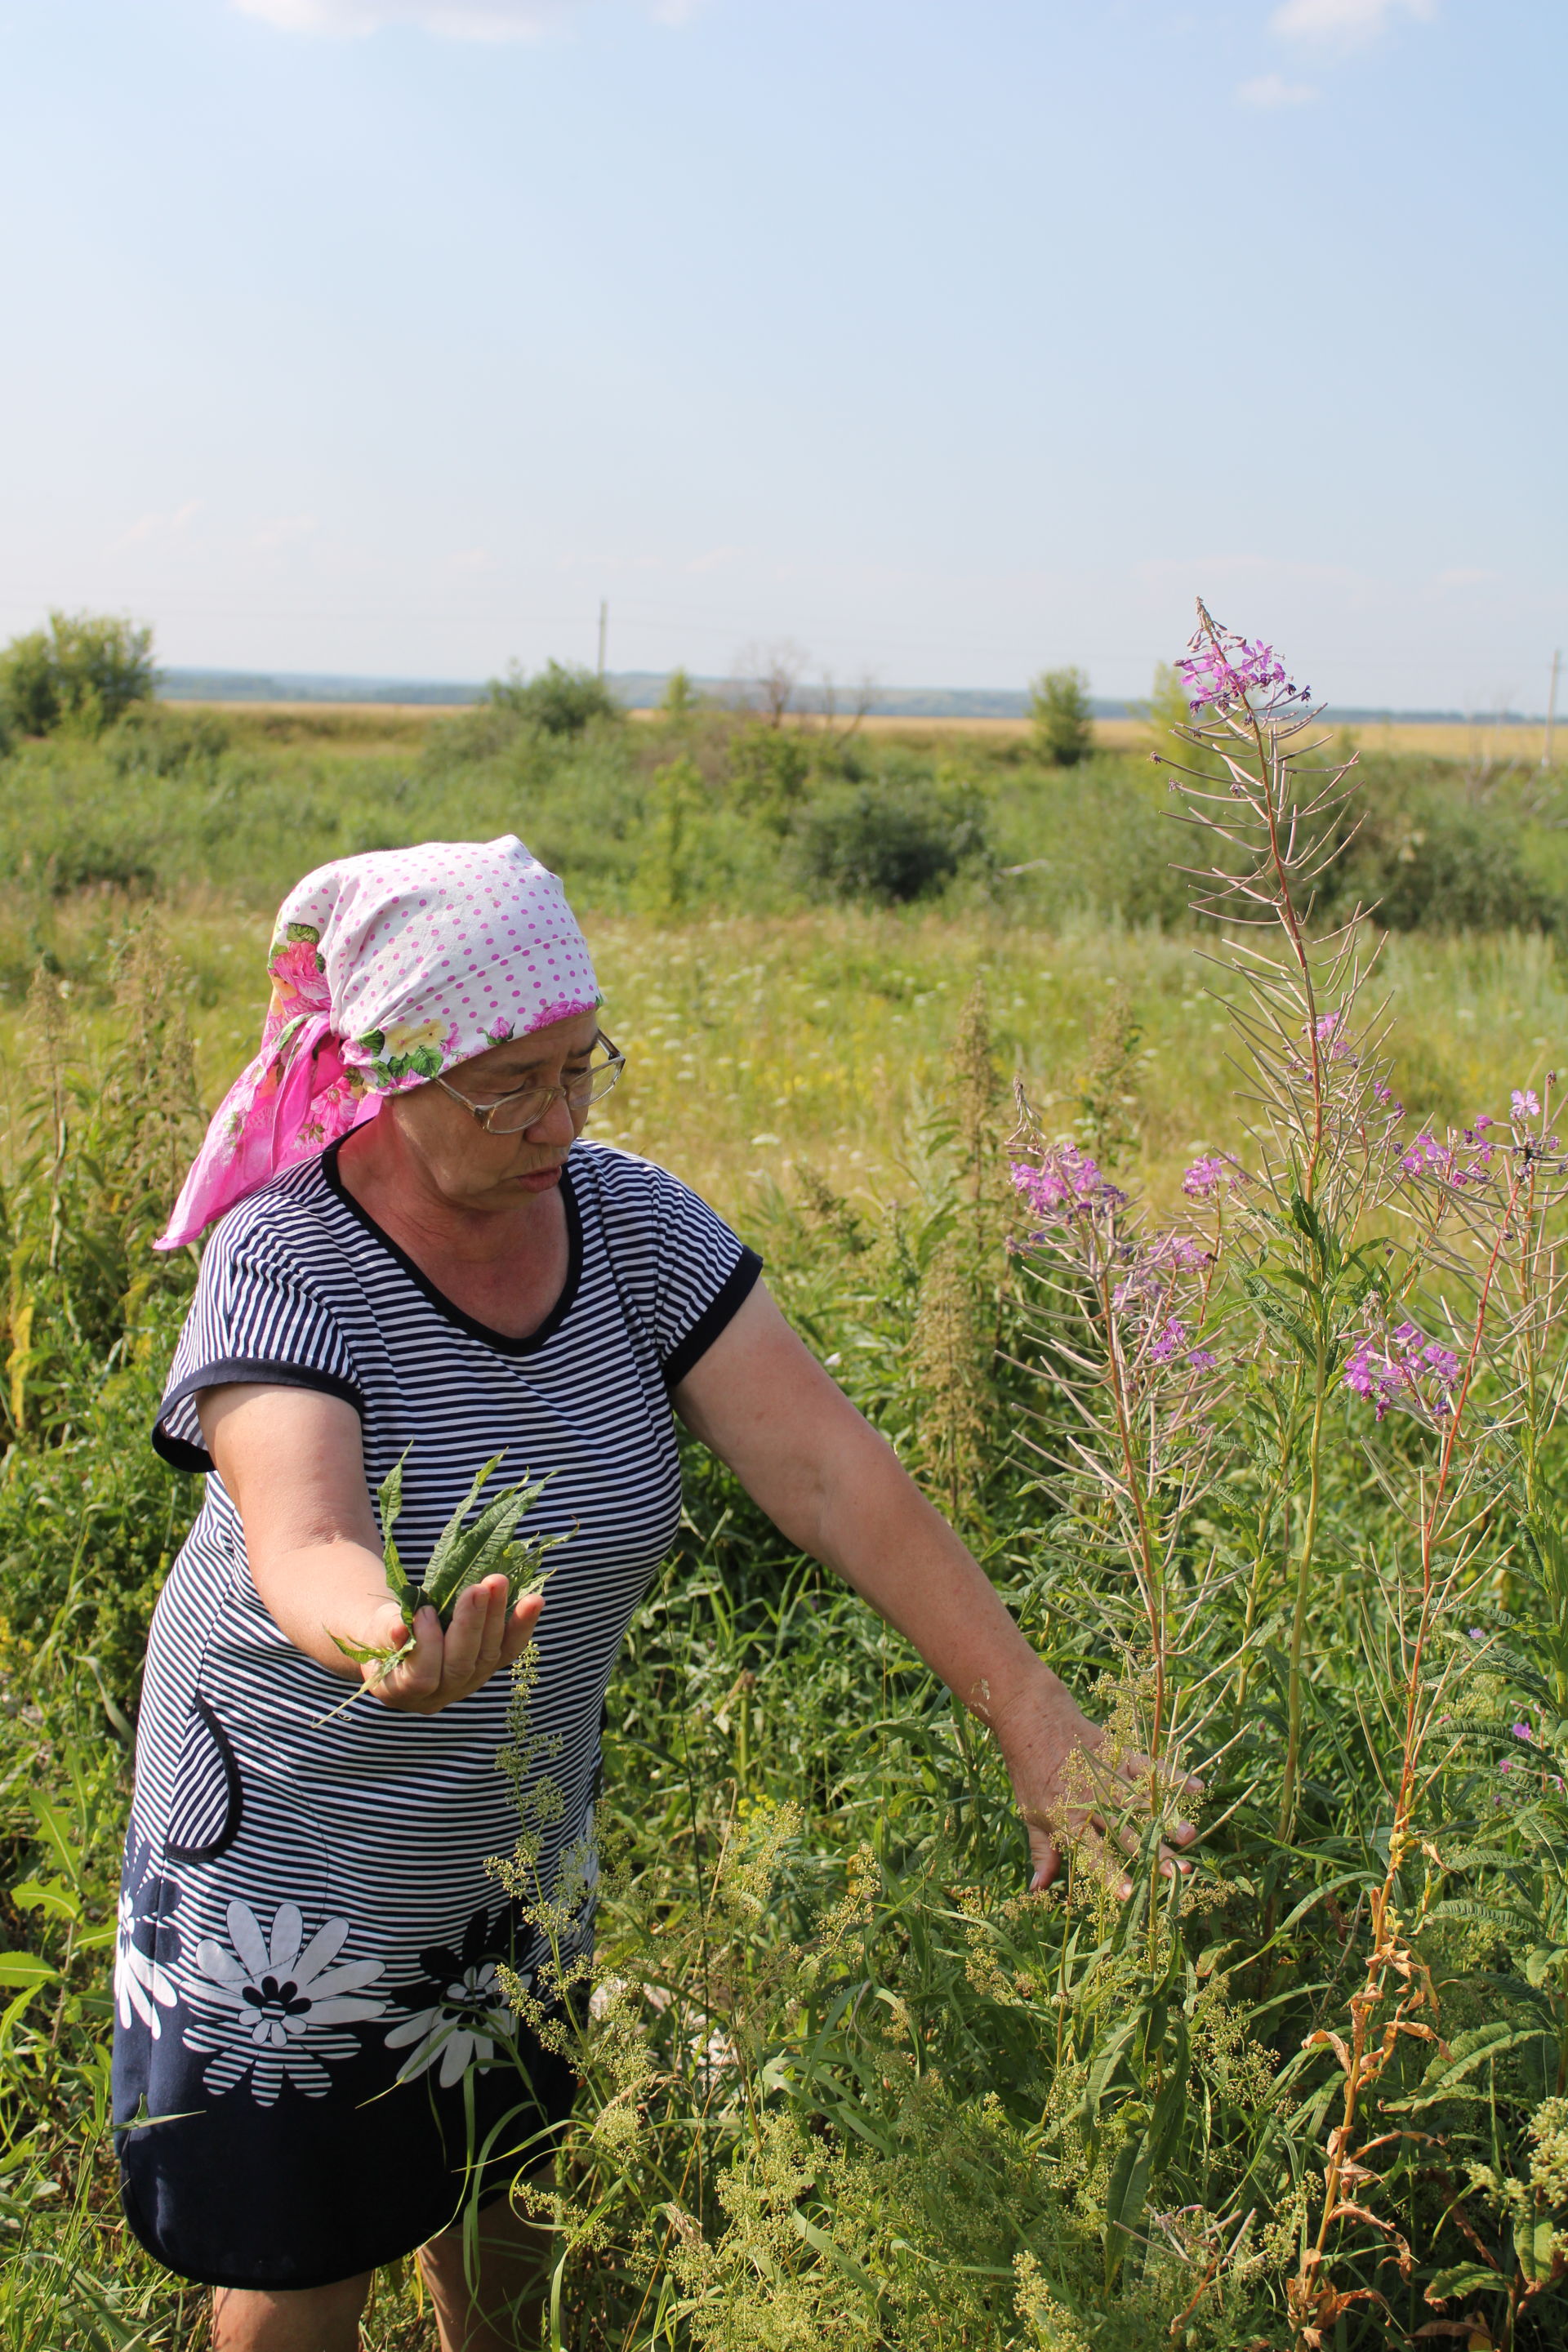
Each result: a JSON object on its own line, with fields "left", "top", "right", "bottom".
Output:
{"left": 1004, "top": 604, "right": 1568, "bottom": 2345}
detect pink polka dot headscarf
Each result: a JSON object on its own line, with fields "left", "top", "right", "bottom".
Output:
{"left": 156, "top": 835, "right": 600, "bottom": 1250}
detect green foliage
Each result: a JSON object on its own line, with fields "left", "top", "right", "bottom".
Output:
{"left": 487, "top": 657, "right": 623, "bottom": 737}
{"left": 1029, "top": 666, "right": 1094, "bottom": 768}
{"left": 0, "top": 613, "right": 155, "bottom": 746}
{"left": 725, "top": 725, "right": 813, "bottom": 832}
{"left": 1321, "top": 767, "right": 1563, "bottom": 934}
{"left": 795, "top": 772, "right": 991, "bottom": 905}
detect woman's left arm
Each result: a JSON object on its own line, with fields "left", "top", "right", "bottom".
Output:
{"left": 674, "top": 1282, "right": 1197, "bottom": 1894}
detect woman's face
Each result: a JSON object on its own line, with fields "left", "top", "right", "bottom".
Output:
{"left": 386, "top": 1008, "right": 603, "bottom": 1214}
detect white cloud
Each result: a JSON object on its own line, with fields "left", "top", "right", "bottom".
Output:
{"left": 113, "top": 500, "right": 201, "bottom": 550}
{"left": 233, "top": 0, "right": 695, "bottom": 38}
{"left": 1270, "top": 0, "right": 1434, "bottom": 46}
{"left": 1435, "top": 568, "right": 1502, "bottom": 590}
{"left": 1236, "top": 72, "right": 1317, "bottom": 105}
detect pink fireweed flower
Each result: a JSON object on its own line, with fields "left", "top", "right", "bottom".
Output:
{"left": 1310, "top": 1011, "right": 1354, "bottom": 1062}
{"left": 1176, "top": 616, "right": 1307, "bottom": 718}
{"left": 1513, "top": 1722, "right": 1534, "bottom": 1744}
{"left": 1111, "top": 1229, "right": 1208, "bottom": 1308}
{"left": 1148, "top": 1318, "right": 1187, "bottom": 1364}
{"left": 1182, "top": 1153, "right": 1234, "bottom": 1199}
{"left": 1512, "top": 1089, "right": 1541, "bottom": 1120}
{"left": 1400, "top": 1131, "right": 1449, "bottom": 1178}
{"left": 1010, "top": 1150, "right": 1126, "bottom": 1225}
{"left": 1186, "top": 1349, "right": 1219, "bottom": 1371}
{"left": 1343, "top": 1319, "right": 1459, "bottom": 1423}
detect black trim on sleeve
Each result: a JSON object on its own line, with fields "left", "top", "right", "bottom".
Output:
{"left": 662, "top": 1248, "right": 764, "bottom": 1391}
{"left": 152, "top": 1359, "right": 365, "bottom": 1475}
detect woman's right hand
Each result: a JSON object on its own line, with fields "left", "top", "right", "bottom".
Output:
{"left": 359, "top": 1577, "right": 546, "bottom": 1714}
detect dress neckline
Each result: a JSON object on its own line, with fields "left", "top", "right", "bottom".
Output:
{"left": 322, "top": 1141, "right": 584, "bottom": 1358}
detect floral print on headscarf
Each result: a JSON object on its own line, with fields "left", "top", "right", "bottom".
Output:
{"left": 156, "top": 835, "right": 599, "bottom": 1250}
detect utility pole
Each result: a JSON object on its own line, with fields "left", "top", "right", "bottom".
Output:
{"left": 1544, "top": 648, "right": 1561, "bottom": 771}
{"left": 596, "top": 599, "right": 608, "bottom": 682}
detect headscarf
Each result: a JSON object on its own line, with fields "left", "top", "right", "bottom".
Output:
{"left": 157, "top": 835, "right": 599, "bottom": 1250}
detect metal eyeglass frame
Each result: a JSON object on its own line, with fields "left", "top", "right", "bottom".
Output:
{"left": 434, "top": 1031, "right": 626, "bottom": 1134}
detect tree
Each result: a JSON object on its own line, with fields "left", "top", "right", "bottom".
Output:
{"left": 733, "top": 639, "right": 808, "bottom": 729}
{"left": 659, "top": 667, "right": 701, "bottom": 720}
{"left": 487, "top": 658, "right": 621, "bottom": 737}
{"left": 1028, "top": 666, "right": 1094, "bottom": 768}
{"left": 0, "top": 612, "right": 156, "bottom": 742}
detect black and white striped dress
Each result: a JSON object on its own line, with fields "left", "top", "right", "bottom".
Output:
{"left": 113, "top": 1138, "right": 760, "bottom": 2291}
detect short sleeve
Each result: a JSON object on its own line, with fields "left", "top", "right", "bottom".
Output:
{"left": 579, "top": 1145, "right": 763, "bottom": 1388}
{"left": 153, "top": 1215, "right": 363, "bottom": 1475}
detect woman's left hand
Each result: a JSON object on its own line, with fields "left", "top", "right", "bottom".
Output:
{"left": 993, "top": 1677, "right": 1203, "bottom": 1899}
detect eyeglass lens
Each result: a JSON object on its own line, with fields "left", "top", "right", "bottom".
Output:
{"left": 483, "top": 1057, "right": 622, "bottom": 1134}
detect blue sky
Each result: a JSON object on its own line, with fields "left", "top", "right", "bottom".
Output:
{"left": 0, "top": 0, "right": 1561, "bottom": 706}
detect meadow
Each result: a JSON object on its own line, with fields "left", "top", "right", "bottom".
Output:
{"left": 4, "top": 672, "right": 1568, "bottom": 2348}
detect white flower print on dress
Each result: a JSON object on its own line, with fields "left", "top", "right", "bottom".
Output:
{"left": 180, "top": 1900, "right": 386, "bottom": 2105}
{"left": 384, "top": 1906, "right": 515, "bottom": 2090}
{"left": 115, "top": 1884, "right": 180, "bottom": 2037}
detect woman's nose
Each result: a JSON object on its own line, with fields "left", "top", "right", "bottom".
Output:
{"left": 525, "top": 1091, "right": 577, "bottom": 1146}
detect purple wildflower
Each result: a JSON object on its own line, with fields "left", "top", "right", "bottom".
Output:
{"left": 1513, "top": 1722, "right": 1534, "bottom": 1744}
{"left": 1468, "top": 1628, "right": 1485, "bottom": 1641}
{"left": 1512, "top": 1089, "right": 1541, "bottom": 1120}
{"left": 1473, "top": 1112, "right": 1494, "bottom": 1131}
{"left": 1177, "top": 616, "right": 1303, "bottom": 718}
{"left": 1149, "top": 1319, "right": 1187, "bottom": 1363}
{"left": 1010, "top": 1150, "right": 1126, "bottom": 1224}
{"left": 1183, "top": 1153, "right": 1229, "bottom": 1198}
{"left": 1310, "top": 1011, "right": 1354, "bottom": 1062}
{"left": 1422, "top": 1341, "right": 1461, "bottom": 1385}
{"left": 1186, "top": 1349, "right": 1219, "bottom": 1370}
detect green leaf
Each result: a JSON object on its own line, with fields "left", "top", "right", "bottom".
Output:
{"left": 1426, "top": 2262, "right": 1505, "bottom": 2300}
{"left": 421, "top": 1452, "right": 509, "bottom": 1603}
{"left": 9, "top": 1876, "right": 81, "bottom": 1921}
{"left": 1391, "top": 2023, "right": 1544, "bottom": 2113}
{"left": 791, "top": 2209, "right": 881, "bottom": 2301}
{"left": 376, "top": 1447, "right": 415, "bottom": 1617}
{"left": 1103, "top": 2131, "right": 1152, "bottom": 2291}
{"left": 0, "top": 1952, "right": 59, "bottom": 1988}
{"left": 328, "top": 1630, "right": 415, "bottom": 1676}
{"left": 1515, "top": 2213, "right": 1557, "bottom": 2284}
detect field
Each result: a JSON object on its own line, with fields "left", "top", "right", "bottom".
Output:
{"left": 5, "top": 687, "right": 1568, "bottom": 2348}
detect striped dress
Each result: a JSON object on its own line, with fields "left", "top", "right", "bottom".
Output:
{"left": 112, "top": 1138, "right": 760, "bottom": 2292}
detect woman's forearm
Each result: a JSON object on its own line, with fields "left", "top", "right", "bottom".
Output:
{"left": 804, "top": 1427, "right": 1064, "bottom": 1742}
{"left": 248, "top": 1539, "right": 403, "bottom": 1678}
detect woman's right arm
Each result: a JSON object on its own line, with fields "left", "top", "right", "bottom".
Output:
{"left": 198, "top": 1383, "right": 542, "bottom": 1714}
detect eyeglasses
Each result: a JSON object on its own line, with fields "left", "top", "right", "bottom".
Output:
{"left": 434, "top": 1033, "right": 626, "bottom": 1135}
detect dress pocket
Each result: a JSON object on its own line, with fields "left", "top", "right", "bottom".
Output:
{"left": 163, "top": 1695, "right": 244, "bottom": 1864}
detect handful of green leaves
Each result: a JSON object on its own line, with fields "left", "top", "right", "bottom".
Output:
{"left": 331, "top": 1450, "right": 564, "bottom": 1683}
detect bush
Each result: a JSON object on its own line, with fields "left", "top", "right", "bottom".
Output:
{"left": 796, "top": 774, "right": 990, "bottom": 904}
{"left": 1028, "top": 665, "right": 1094, "bottom": 767}
{"left": 0, "top": 612, "right": 155, "bottom": 743}
{"left": 1322, "top": 776, "right": 1564, "bottom": 934}
{"left": 727, "top": 725, "right": 813, "bottom": 831}
{"left": 104, "top": 703, "right": 231, "bottom": 777}
{"left": 487, "top": 657, "right": 621, "bottom": 737}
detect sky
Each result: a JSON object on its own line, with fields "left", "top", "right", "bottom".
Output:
{"left": 0, "top": 0, "right": 1561, "bottom": 709}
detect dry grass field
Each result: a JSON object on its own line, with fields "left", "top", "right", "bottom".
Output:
{"left": 182, "top": 698, "right": 1557, "bottom": 763}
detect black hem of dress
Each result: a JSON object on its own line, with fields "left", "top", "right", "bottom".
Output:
{"left": 662, "top": 1249, "right": 763, "bottom": 1389}
{"left": 152, "top": 1361, "right": 366, "bottom": 1475}
{"left": 323, "top": 1139, "right": 585, "bottom": 1358}
{"left": 117, "top": 2155, "right": 541, "bottom": 2292}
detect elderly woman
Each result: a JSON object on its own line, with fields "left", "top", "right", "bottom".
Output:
{"left": 113, "top": 836, "right": 1191, "bottom": 2351}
